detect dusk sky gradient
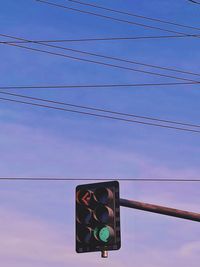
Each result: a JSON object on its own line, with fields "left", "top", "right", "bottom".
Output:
{"left": 0, "top": 0, "right": 200, "bottom": 266}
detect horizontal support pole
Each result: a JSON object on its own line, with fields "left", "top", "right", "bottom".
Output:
{"left": 120, "top": 198, "right": 200, "bottom": 222}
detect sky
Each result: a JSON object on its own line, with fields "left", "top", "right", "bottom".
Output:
{"left": 0, "top": 0, "right": 200, "bottom": 266}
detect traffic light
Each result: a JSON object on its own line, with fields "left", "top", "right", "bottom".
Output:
{"left": 76, "top": 181, "right": 121, "bottom": 255}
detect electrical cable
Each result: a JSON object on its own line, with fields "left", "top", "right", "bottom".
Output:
{"left": 1, "top": 37, "right": 200, "bottom": 83}
{"left": 1, "top": 33, "right": 200, "bottom": 78}
{"left": 0, "top": 95, "right": 200, "bottom": 133}
{"left": 68, "top": 0, "right": 200, "bottom": 31}
{"left": 1, "top": 34, "right": 200, "bottom": 44}
{"left": 188, "top": 0, "right": 200, "bottom": 4}
{"left": 0, "top": 90, "right": 199, "bottom": 128}
{"left": 0, "top": 81, "right": 199, "bottom": 90}
{"left": 0, "top": 177, "right": 199, "bottom": 182}
{"left": 35, "top": 0, "right": 200, "bottom": 38}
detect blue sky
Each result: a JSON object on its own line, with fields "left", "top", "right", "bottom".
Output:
{"left": 0, "top": 0, "right": 200, "bottom": 266}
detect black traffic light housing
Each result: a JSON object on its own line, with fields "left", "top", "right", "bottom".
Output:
{"left": 76, "top": 181, "right": 121, "bottom": 254}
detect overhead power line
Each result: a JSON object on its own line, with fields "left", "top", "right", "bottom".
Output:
{"left": 68, "top": 0, "right": 200, "bottom": 31}
{"left": 1, "top": 33, "right": 200, "bottom": 78}
{"left": 1, "top": 34, "right": 200, "bottom": 83}
{"left": 188, "top": 0, "right": 200, "bottom": 4}
{"left": 1, "top": 34, "right": 200, "bottom": 44}
{"left": 1, "top": 81, "right": 199, "bottom": 90}
{"left": 1, "top": 95, "right": 200, "bottom": 134}
{"left": 0, "top": 177, "right": 199, "bottom": 182}
{"left": 0, "top": 90, "right": 199, "bottom": 129}
{"left": 35, "top": 0, "right": 200, "bottom": 38}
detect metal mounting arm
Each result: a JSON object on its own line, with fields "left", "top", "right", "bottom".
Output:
{"left": 120, "top": 198, "right": 200, "bottom": 222}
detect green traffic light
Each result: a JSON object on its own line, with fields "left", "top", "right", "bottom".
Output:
{"left": 99, "top": 227, "right": 110, "bottom": 242}
{"left": 94, "top": 226, "right": 112, "bottom": 243}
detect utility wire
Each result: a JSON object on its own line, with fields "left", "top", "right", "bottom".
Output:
{"left": 1, "top": 96, "right": 200, "bottom": 134}
{"left": 68, "top": 0, "right": 200, "bottom": 31}
{"left": 1, "top": 33, "right": 200, "bottom": 78}
{"left": 188, "top": 0, "right": 200, "bottom": 4}
{"left": 1, "top": 81, "right": 199, "bottom": 90}
{"left": 1, "top": 36, "right": 200, "bottom": 83}
{"left": 35, "top": 0, "right": 200, "bottom": 38}
{"left": 0, "top": 177, "right": 199, "bottom": 182}
{"left": 1, "top": 90, "right": 199, "bottom": 128}
{"left": 1, "top": 34, "right": 200, "bottom": 44}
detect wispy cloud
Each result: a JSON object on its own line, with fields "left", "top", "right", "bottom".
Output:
{"left": 1, "top": 119, "right": 200, "bottom": 179}
{"left": 0, "top": 207, "right": 73, "bottom": 266}
{"left": 179, "top": 241, "right": 200, "bottom": 258}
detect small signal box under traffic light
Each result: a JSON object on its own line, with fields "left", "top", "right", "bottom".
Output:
{"left": 76, "top": 181, "right": 121, "bottom": 254}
